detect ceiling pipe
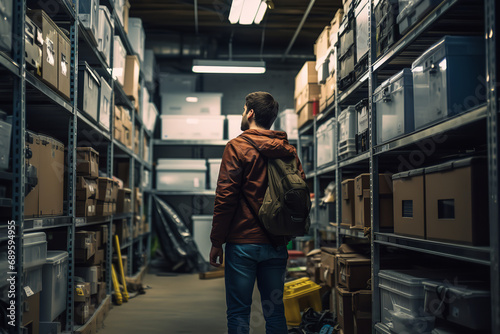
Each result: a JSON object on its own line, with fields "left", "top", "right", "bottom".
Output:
{"left": 194, "top": 0, "right": 199, "bottom": 35}
{"left": 282, "top": 0, "right": 316, "bottom": 61}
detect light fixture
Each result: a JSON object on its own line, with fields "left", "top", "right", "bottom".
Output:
{"left": 229, "top": 0, "right": 268, "bottom": 25}
{"left": 192, "top": 60, "right": 266, "bottom": 74}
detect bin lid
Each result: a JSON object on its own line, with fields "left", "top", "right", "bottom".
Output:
{"left": 23, "top": 232, "right": 46, "bottom": 246}
{"left": 191, "top": 215, "right": 213, "bottom": 222}
{"left": 378, "top": 269, "right": 446, "bottom": 286}
{"left": 422, "top": 280, "right": 490, "bottom": 299}
{"left": 45, "top": 251, "right": 68, "bottom": 264}
{"left": 208, "top": 159, "right": 222, "bottom": 164}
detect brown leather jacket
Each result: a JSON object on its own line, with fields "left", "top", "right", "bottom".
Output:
{"left": 210, "top": 129, "right": 306, "bottom": 248}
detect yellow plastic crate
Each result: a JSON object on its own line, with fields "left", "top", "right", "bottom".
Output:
{"left": 283, "top": 277, "right": 322, "bottom": 326}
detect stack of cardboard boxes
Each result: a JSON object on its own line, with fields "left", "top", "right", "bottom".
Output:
{"left": 295, "top": 62, "right": 319, "bottom": 129}
{"left": 95, "top": 177, "right": 119, "bottom": 216}
{"left": 76, "top": 148, "right": 99, "bottom": 217}
{"left": 114, "top": 106, "right": 133, "bottom": 150}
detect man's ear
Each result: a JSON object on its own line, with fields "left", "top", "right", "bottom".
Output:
{"left": 247, "top": 109, "right": 255, "bottom": 120}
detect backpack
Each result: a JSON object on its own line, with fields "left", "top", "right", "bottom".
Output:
{"left": 258, "top": 156, "right": 311, "bottom": 236}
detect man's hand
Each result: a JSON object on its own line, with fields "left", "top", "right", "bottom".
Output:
{"left": 210, "top": 246, "right": 224, "bottom": 267}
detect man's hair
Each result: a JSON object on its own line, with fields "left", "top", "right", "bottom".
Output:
{"left": 245, "top": 92, "right": 279, "bottom": 129}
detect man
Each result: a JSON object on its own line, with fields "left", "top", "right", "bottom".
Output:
{"left": 209, "top": 91, "right": 305, "bottom": 334}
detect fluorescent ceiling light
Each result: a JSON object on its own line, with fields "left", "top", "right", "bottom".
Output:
{"left": 229, "top": 0, "right": 267, "bottom": 25}
{"left": 192, "top": 60, "right": 266, "bottom": 74}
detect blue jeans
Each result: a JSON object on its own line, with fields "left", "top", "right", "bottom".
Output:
{"left": 225, "top": 243, "right": 288, "bottom": 334}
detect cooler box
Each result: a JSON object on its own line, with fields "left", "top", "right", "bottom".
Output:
{"left": 156, "top": 159, "right": 207, "bottom": 191}
{"left": 97, "top": 6, "right": 113, "bottom": 67}
{"left": 161, "top": 93, "right": 222, "bottom": 115}
{"left": 79, "top": 0, "right": 99, "bottom": 45}
{"left": 192, "top": 215, "right": 212, "bottom": 262}
{"left": 412, "top": 36, "right": 485, "bottom": 130}
{"left": 99, "top": 76, "right": 112, "bottom": 130}
{"left": 160, "top": 115, "right": 224, "bottom": 140}
{"left": 283, "top": 278, "right": 322, "bottom": 326}
{"left": 316, "top": 118, "right": 336, "bottom": 168}
{"left": 143, "top": 102, "right": 158, "bottom": 132}
{"left": 424, "top": 157, "right": 488, "bottom": 245}
{"left": 40, "top": 251, "right": 68, "bottom": 321}
{"left": 0, "top": 0, "right": 12, "bottom": 52}
{"left": 227, "top": 115, "right": 243, "bottom": 139}
{"left": 397, "top": 0, "right": 441, "bottom": 35}
{"left": 23, "top": 232, "right": 47, "bottom": 269}
{"left": 423, "top": 281, "right": 490, "bottom": 330}
{"left": 113, "top": 36, "right": 127, "bottom": 86}
{"left": 78, "top": 62, "right": 100, "bottom": 122}
{"left": 128, "top": 18, "right": 145, "bottom": 62}
{"left": 208, "top": 159, "right": 222, "bottom": 190}
{"left": 275, "top": 109, "right": 298, "bottom": 140}
{"left": 338, "top": 106, "right": 357, "bottom": 160}
{"left": 374, "top": 68, "right": 414, "bottom": 143}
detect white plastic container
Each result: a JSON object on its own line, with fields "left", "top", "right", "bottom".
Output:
{"left": 99, "top": 76, "right": 112, "bottom": 131}
{"left": 390, "top": 310, "right": 435, "bottom": 334}
{"left": 355, "top": 0, "right": 370, "bottom": 63}
{"left": 97, "top": 6, "right": 113, "bottom": 67}
{"left": 128, "top": 18, "right": 145, "bottom": 63}
{"left": 412, "top": 36, "right": 485, "bottom": 130}
{"left": 113, "top": 36, "right": 127, "bottom": 86}
{"left": 356, "top": 98, "right": 369, "bottom": 134}
{"left": 208, "top": 159, "right": 222, "bottom": 190}
{"left": 23, "top": 265, "right": 43, "bottom": 295}
{"left": 160, "top": 115, "right": 224, "bottom": 140}
{"left": 374, "top": 68, "right": 414, "bottom": 143}
{"left": 78, "top": 0, "right": 99, "bottom": 46}
{"left": 161, "top": 93, "right": 222, "bottom": 116}
{"left": 192, "top": 215, "right": 213, "bottom": 262}
{"left": 114, "top": 0, "right": 125, "bottom": 27}
{"left": 338, "top": 106, "right": 357, "bottom": 159}
{"left": 40, "top": 251, "right": 68, "bottom": 321}
{"left": 74, "top": 266, "right": 98, "bottom": 294}
{"left": 143, "top": 102, "right": 158, "bottom": 132}
{"left": 23, "top": 232, "right": 47, "bottom": 269}
{"left": 156, "top": 159, "right": 207, "bottom": 191}
{"left": 78, "top": 62, "right": 100, "bottom": 122}
{"left": 275, "top": 109, "right": 298, "bottom": 140}
{"left": 0, "top": 0, "right": 13, "bottom": 52}
{"left": 227, "top": 115, "right": 243, "bottom": 139}
{"left": 315, "top": 56, "right": 329, "bottom": 84}
{"left": 316, "top": 118, "right": 336, "bottom": 168}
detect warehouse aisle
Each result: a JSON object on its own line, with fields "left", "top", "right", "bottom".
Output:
{"left": 100, "top": 272, "right": 267, "bottom": 334}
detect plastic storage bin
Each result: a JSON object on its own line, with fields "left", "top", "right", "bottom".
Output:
{"left": 412, "top": 36, "right": 485, "bottom": 130}
{"left": 156, "top": 159, "right": 207, "bottom": 191}
{"left": 227, "top": 115, "right": 243, "bottom": 139}
{"left": 338, "top": 106, "right": 357, "bottom": 159}
{"left": 208, "top": 159, "right": 222, "bottom": 190}
{"left": 397, "top": 0, "right": 441, "bottom": 35}
{"left": 113, "top": 36, "right": 127, "bottom": 86}
{"left": 161, "top": 93, "right": 222, "bottom": 116}
{"left": 160, "top": 115, "right": 224, "bottom": 140}
{"left": 275, "top": 109, "right": 298, "bottom": 140}
{"left": 159, "top": 73, "right": 198, "bottom": 94}
{"left": 316, "top": 118, "right": 336, "bottom": 168}
{"left": 0, "top": 0, "right": 13, "bottom": 52}
{"left": 355, "top": 0, "right": 369, "bottom": 63}
{"left": 97, "top": 6, "right": 113, "bottom": 67}
{"left": 128, "top": 18, "right": 145, "bottom": 62}
{"left": 143, "top": 102, "right": 158, "bottom": 132}
{"left": 192, "top": 215, "right": 213, "bottom": 262}
{"left": 99, "top": 76, "right": 112, "bottom": 131}
{"left": 375, "top": 0, "right": 400, "bottom": 57}
{"left": 40, "top": 251, "right": 68, "bottom": 321}
{"left": 78, "top": 0, "right": 99, "bottom": 46}
{"left": 23, "top": 265, "right": 43, "bottom": 295}
{"left": 23, "top": 232, "right": 47, "bottom": 269}
{"left": 374, "top": 68, "right": 414, "bottom": 143}
{"left": 283, "top": 278, "right": 322, "bottom": 326}
{"left": 423, "top": 281, "right": 490, "bottom": 330}
{"left": 390, "top": 310, "right": 435, "bottom": 334}
{"left": 78, "top": 62, "right": 100, "bottom": 122}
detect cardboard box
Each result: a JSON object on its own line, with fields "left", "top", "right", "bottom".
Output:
{"left": 354, "top": 173, "right": 393, "bottom": 229}
{"left": 337, "top": 256, "right": 371, "bottom": 291}
{"left": 114, "top": 220, "right": 129, "bottom": 245}
{"left": 96, "top": 201, "right": 111, "bottom": 216}
{"left": 315, "top": 26, "right": 331, "bottom": 61}
{"left": 134, "top": 125, "right": 140, "bottom": 155}
{"left": 22, "top": 292, "right": 40, "bottom": 334}
{"left": 297, "top": 102, "right": 315, "bottom": 129}
{"left": 341, "top": 179, "right": 355, "bottom": 227}
{"left": 321, "top": 247, "right": 337, "bottom": 287}
{"left": 76, "top": 177, "right": 99, "bottom": 201}
{"left": 123, "top": 55, "right": 140, "bottom": 109}
{"left": 353, "top": 290, "right": 372, "bottom": 334}
{"left": 425, "top": 157, "right": 489, "bottom": 245}
{"left": 25, "top": 131, "right": 41, "bottom": 217}
{"left": 325, "top": 74, "right": 335, "bottom": 106}
{"left": 74, "top": 299, "right": 91, "bottom": 325}
{"left": 75, "top": 231, "right": 97, "bottom": 260}
{"left": 121, "top": 108, "right": 133, "bottom": 149}
{"left": 334, "top": 253, "right": 362, "bottom": 288}
{"left": 123, "top": 0, "right": 130, "bottom": 33}
{"left": 38, "top": 134, "right": 64, "bottom": 216}
{"left": 134, "top": 187, "right": 142, "bottom": 213}
{"left": 58, "top": 31, "right": 71, "bottom": 100}
{"left": 295, "top": 83, "right": 321, "bottom": 113}
{"left": 306, "top": 249, "right": 322, "bottom": 283}
{"left": 78, "top": 248, "right": 104, "bottom": 266}
{"left": 110, "top": 178, "right": 120, "bottom": 203}
{"left": 393, "top": 169, "right": 425, "bottom": 238}
{"left": 330, "top": 9, "right": 344, "bottom": 47}
{"left": 77, "top": 147, "right": 99, "bottom": 179}
{"left": 96, "top": 177, "right": 113, "bottom": 202}
{"left": 319, "top": 83, "right": 327, "bottom": 112}
{"left": 75, "top": 282, "right": 91, "bottom": 302}
{"left": 337, "top": 286, "right": 354, "bottom": 333}
{"left": 295, "top": 61, "right": 318, "bottom": 97}
{"left": 76, "top": 199, "right": 97, "bottom": 217}
{"left": 114, "top": 106, "right": 123, "bottom": 141}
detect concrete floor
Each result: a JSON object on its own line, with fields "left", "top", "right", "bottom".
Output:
{"left": 100, "top": 272, "right": 267, "bottom": 334}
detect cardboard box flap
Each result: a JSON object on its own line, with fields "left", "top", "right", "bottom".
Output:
{"left": 392, "top": 168, "right": 425, "bottom": 180}
{"left": 306, "top": 249, "right": 322, "bottom": 257}
{"left": 342, "top": 179, "right": 354, "bottom": 199}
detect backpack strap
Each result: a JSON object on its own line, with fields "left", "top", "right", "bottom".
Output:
{"left": 241, "top": 193, "right": 278, "bottom": 249}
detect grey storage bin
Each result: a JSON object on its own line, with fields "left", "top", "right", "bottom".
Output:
{"left": 0, "top": 0, "right": 13, "bottom": 52}
{"left": 156, "top": 159, "right": 207, "bottom": 191}
{"left": 316, "top": 118, "right": 336, "bottom": 168}
{"left": 338, "top": 106, "right": 357, "bottom": 159}
{"left": 339, "top": 16, "right": 355, "bottom": 58}
{"left": 374, "top": 68, "right": 414, "bottom": 144}
{"left": 97, "top": 6, "right": 113, "bottom": 67}
{"left": 423, "top": 281, "right": 490, "bottom": 330}
{"left": 78, "top": 62, "right": 100, "bottom": 122}
{"left": 0, "top": 117, "right": 12, "bottom": 170}
{"left": 78, "top": 0, "right": 99, "bottom": 46}
{"left": 23, "top": 232, "right": 47, "bottom": 269}
{"left": 41, "top": 251, "right": 68, "bottom": 321}
{"left": 128, "top": 18, "right": 145, "bottom": 63}
{"left": 390, "top": 310, "right": 435, "bottom": 334}
{"left": 40, "top": 321, "right": 61, "bottom": 334}
{"left": 208, "top": 158, "right": 222, "bottom": 190}
{"left": 99, "top": 76, "right": 112, "bottom": 131}
{"left": 355, "top": 0, "right": 369, "bottom": 63}
{"left": 397, "top": 0, "right": 441, "bottom": 35}
{"left": 161, "top": 93, "right": 223, "bottom": 116}
{"left": 23, "top": 265, "right": 43, "bottom": 295}
{"left": 412, "top": 36, "right": 485, "bottom": 129}
{"left": 192, "top": 215, "right": 212, "bottom": 262}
